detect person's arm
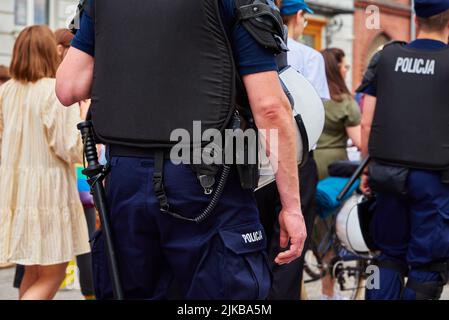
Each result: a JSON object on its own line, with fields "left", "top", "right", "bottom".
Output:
{"left": 56, "top": 47, "right": 94, "bottom": 106}
{"left": 56, "top": 2, "right": 95, "bottom": 106}
{"left": 243, "top": 71, "right": 306, "bottom": 265}
{"left": 345, "top": 98, "right": 362, "bottom": 149}
{"left": 346, "top": 125, "right": 361, "bottom": 149}
{"left": 361, "top": 95, "right": 376, "bottom": 158}
{"left": 360, "top": 94, "right": 376, "bottom": 194}
{"left": 79, "top": 99, "right": 91, "bottom": 120}
{"left": 356, "top": 51, "right": 380, "bottom": 194}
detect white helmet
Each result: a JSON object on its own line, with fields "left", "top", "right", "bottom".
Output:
{"left": 336, "top": 194, "right": 374, "bottom": 256}
{"left": 257, "top": 66, "right": 325, "bottom": 190}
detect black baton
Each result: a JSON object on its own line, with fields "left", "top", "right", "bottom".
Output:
{"left": 78, "top": 121, "right": 124, "bottom": 300}
{"left": 337, "top": 156, "right": 371, "bottom": 202}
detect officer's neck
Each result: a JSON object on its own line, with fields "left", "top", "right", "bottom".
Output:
{"left": 416, "top": 30, "right": 449, "bottom": 44}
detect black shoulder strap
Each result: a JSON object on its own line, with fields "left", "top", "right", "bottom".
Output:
{"left": 234, "top": 0, "right": 288, "bottom": 53}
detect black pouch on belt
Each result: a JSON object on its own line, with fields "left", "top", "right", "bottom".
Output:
{"left": 368, "top": 161, "right": 410, "bottom": 195}
{"left": 228, "top": 111, "right": 260, "bottom": 190}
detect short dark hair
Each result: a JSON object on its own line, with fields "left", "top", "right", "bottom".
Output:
{"left": 417, "top": 8, "right": 449, "bottom": 32}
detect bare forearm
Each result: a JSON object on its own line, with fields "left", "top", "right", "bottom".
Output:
{"left": 256, "top": 104, "right": 301, "bottom": 211}
{"left": 361, "top": 95, "right": 377, "bottom": 158}
{"left": 276, "top": 125, "right": 301, "bottom": 211}
{"left": 361, "top": 124, "right": 371, "bottom": 158}
{"left": 347, "top": 125, "right": 362, "bottom": 150}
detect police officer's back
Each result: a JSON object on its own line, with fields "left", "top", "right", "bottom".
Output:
{"left": 358, "top": 0, "right": 449, "bottom": 300}
{"left": 57, "top": 0, "right": 307, "bottom": 299}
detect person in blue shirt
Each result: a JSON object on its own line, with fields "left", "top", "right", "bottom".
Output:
{"left": 56, "top": 0, "right": 307, "bottom": 300}
{"left": 357, "top": 0, "right": 449, "bottom": 300}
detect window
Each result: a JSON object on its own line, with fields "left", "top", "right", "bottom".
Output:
{"left": 34, "top": 0, "right": 49, "bottom": 25}
{"left": 300, "top": 18, "right": 327, "bottom": 51}
{"left": 14, "top": 0, "right": 49, "bottom": 26}
{"left": 14, "top": 0, "right": 28, "bottom": 26}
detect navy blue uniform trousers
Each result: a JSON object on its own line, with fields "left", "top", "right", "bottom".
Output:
{"left": 366, "top": 170, "right": 449, "bottom": 300}
{"left": 91, "top": 156, "right": 271, "bottom": 300}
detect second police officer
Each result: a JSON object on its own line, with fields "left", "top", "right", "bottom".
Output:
{"left": 358, "top": 0, "right": 449, "bottom": 300}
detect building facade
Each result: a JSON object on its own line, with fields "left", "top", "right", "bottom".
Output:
{"left": 0, "top": 0, "right": 78, "bottom": 66}
{"left": 298, "top": 0, "right": 356, "bottom": 88}
{"left": 353, "top": 0, "right": 413, "bottom": 90}
{"left": 1, "top": 0, "right": 414, "bottom": 92}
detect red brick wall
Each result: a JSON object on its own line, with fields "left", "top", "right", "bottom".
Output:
{"left": 353, "top": 0, "right": 412, "bottom": 91}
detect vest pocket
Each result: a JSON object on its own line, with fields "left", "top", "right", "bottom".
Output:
{"left": 218, "top": 223, "right": 271, "bottom": 300}
{"left": 369, "top": 161, "right": 409, "bottom": 195}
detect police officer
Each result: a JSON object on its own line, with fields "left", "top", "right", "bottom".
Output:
{"left": 56, "top": 0, "right": 307, "bottom": 299}
{"left": 358, "top": 0, "right": 449, "bottom": 300}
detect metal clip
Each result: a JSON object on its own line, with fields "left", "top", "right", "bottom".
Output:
{"left": 198, "top": 175, "right": 215, "bottom": 195}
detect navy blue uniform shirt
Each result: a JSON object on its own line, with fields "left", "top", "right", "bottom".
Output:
{"left": 71, "top": 0, "right": 278, "bottom": 76}
{"left": 359, "top": 39, "right": 449, "bottom": 96}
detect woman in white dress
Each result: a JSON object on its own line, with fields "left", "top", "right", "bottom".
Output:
{"left": 0, "top": 25, "right": 90, "bottom": 300}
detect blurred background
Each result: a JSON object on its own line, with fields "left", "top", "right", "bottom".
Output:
{"left": 0, "top": 0, "right": 415, "bottom": 92}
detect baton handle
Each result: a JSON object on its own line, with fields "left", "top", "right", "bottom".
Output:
{"left": 77, "top": 121, "right": 124, "bottom": 300}
{"left": 336, "top": 156, "right": 371, "bottom": 202}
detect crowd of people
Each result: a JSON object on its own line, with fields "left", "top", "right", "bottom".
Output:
{"left": 0, "top": 0, "right": 448, "bottom": 301}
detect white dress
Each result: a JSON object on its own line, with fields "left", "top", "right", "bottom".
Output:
{"left": 0, "top": 78, "right": 90, "bottom": 265}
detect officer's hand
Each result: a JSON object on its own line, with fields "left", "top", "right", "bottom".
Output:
{"left": 361, "top": 173, "right": 371, "bottom": 195}
{"left": 275, "top": 210, "right": 307, "bottom": 265}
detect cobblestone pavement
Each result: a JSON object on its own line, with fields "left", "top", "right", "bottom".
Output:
{"left": 1, "top": 265, "right": 447, "bottom": 300}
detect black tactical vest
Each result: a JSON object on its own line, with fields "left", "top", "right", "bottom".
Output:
{"left": 90, "top": 0, "right": 236, "bottom": 148}
{"left": 369, "top": 42, "right": 449, "bottom": 171}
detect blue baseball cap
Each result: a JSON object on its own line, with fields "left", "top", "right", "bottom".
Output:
{"left": 414, "top": 0, "right": 449, "bottom": 18}
{"left": 280, "top": 0, "right": 314, "bottom": 16}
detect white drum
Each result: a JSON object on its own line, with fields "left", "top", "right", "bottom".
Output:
{"left": 335, "top": 194, "right": 371, "bottom": 255}
{"left": 256, "top": 66, "right": 325, "bottom": 190}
